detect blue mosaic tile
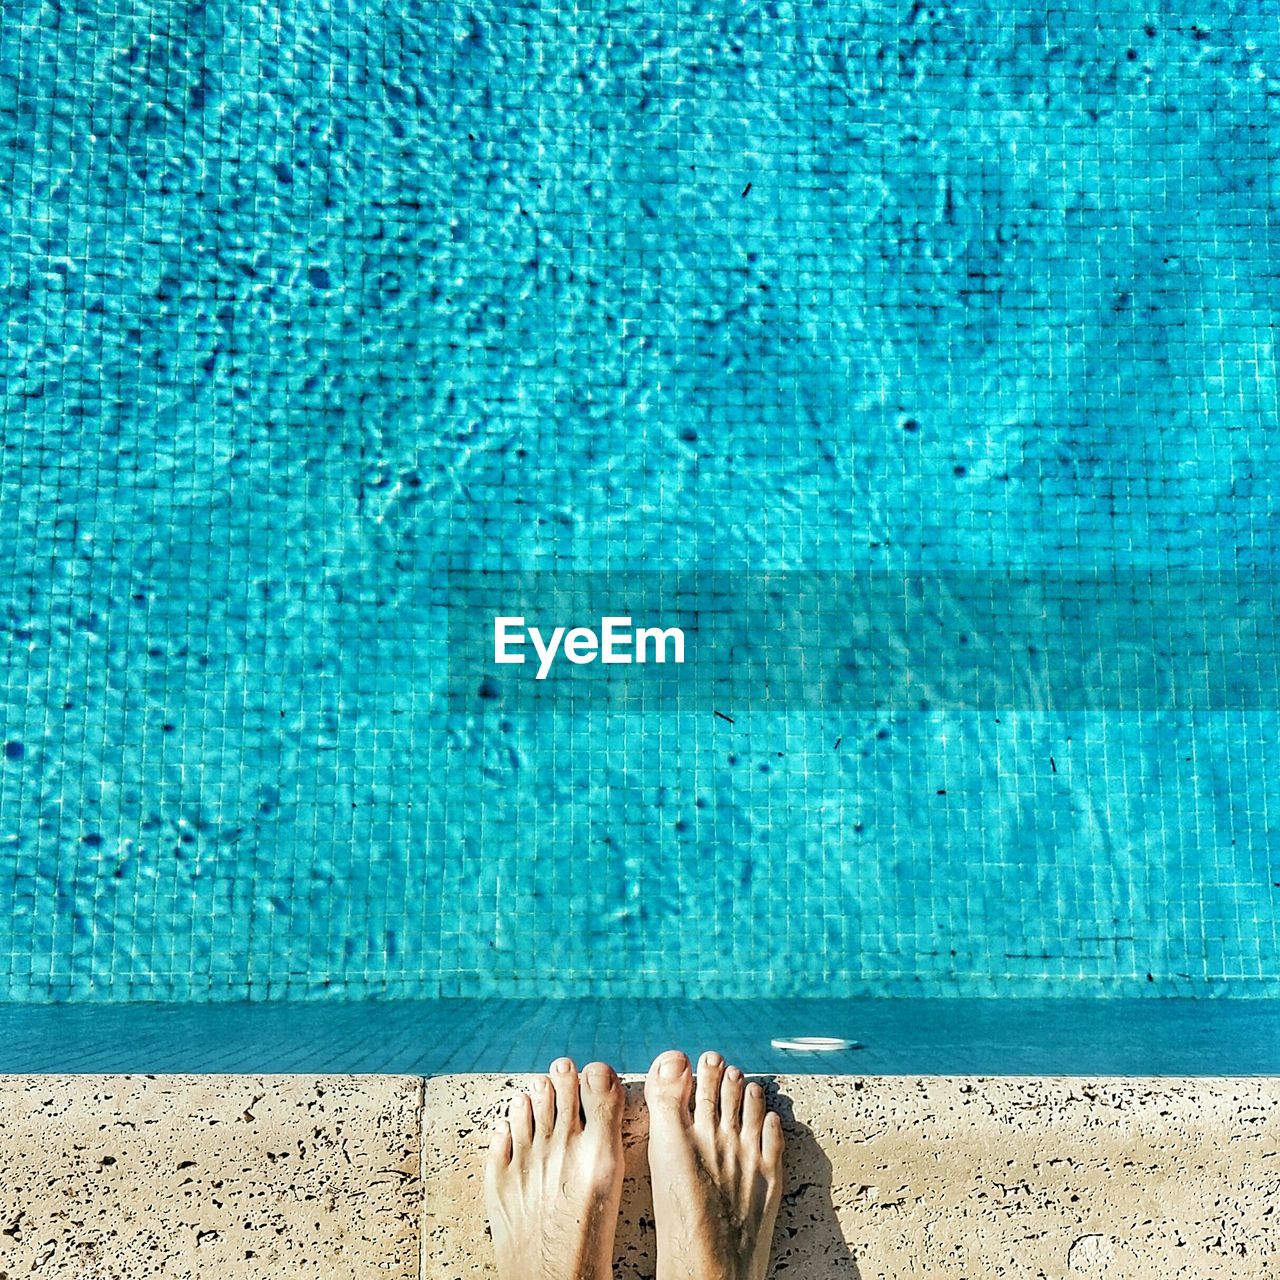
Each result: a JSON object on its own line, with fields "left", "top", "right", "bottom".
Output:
{"left": 1, "top": 1, "right": 1278, "bottom": 1001}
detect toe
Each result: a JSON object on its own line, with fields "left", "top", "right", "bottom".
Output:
{"left": 508, "top": 1091, "right": 534, "bottom": 1151}
{"left": 548, "top": 1057, "right": 582, "bottom": 1137}
{"left": 720, "top": 1064, "right": 746, "bottom": 1131}
{"left": 483, "top": 1117, "right": 512, "bottom": 1199}
{"left": 488, "top": 1116, "right": 513, "bottom": 1165}
{"left": 580, "top": 1061, "right": 623, "bottom": 1136}
{"left": 645, "top": 1049, "right": 694, "bottom": 1123}
{"left": 694, "top": 1050, "right": 725, "bottom": 1130}
{"left": 528, "top": 1075, "right": 554, "bottom": 1141}
{"left": 762, "top": 1110, "right": 785, "bottom": 1171}
{"left": 742, "top": 1079, "right": 766, "bottom": 1144}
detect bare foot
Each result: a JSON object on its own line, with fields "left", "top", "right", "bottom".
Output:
{"left": 485, "top": 1057, "right": 625, "bottom": 1280}
{"left": 645, "top": 1049, "right": 785, "bottom": 1280}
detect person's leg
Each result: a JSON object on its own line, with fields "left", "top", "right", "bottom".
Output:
{"left": 645, "top": 1049, "right": 784, "bottom": 1280}
{"left": 485, "top": 1057, "right": 626, "bottom": 1280}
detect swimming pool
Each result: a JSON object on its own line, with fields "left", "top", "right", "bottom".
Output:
{"left": 1, "top": 1, "right": 1277, "bottom": 1070}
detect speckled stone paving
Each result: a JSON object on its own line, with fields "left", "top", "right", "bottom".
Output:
{"left": 0, "top": 1075, "right": 421, "bottom": 1279}
{"left": 1, "top": 1074, "right": 1274, "bottom": 1278}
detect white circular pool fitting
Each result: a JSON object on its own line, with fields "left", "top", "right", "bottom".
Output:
{"left": 770, "top": 1036, "right": 860, "bottom": 1052}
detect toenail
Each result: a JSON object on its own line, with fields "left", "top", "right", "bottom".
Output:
{"left": 586, "top": 1063, "right": 612, "bottom": 1088}
{"left": 531, "top": 1077, "right": 547, "bottom": 1092}
{"left": 704, "top": 1051, "right": 722, "bottom": 1066}
{"left": 553, "top": 1059, "right": 572, "bottom": 1074}
{"left": 659, "top": 1054, "right": 686, "bottom": 1080}
{"left": 727, "top": 1066, "right": 742, "bottom": 1080}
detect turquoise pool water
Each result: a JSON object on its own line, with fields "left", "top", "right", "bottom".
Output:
{"left": 1, "top": 1, "right": 1278, "bottom": 1009}
{"left": 4, "top": 997, "right": 1279, "bottom": 1074}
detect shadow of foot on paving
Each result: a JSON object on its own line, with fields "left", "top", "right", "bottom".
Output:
{"left": 767, "top": 1082, "right": 863, "bottom": 1278}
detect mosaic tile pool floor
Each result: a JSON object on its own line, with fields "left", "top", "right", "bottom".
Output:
{"left": 1, "top": 1, "right": 1279, "bottom": 1007}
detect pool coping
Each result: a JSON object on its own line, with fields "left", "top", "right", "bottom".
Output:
{"left": 1, "top": 1071, "right": 1275, "bottom": 1277}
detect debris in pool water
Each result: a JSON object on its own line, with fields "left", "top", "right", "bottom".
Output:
{"left": 770, "top": 1036, "right": 862, "bottom": 1052}
{"left": 713, "top": 710, "right": 735, "bottom": 724}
